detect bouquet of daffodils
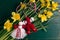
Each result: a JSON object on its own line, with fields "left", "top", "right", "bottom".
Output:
{"left": 0, "top": 0, "right": 58, "bottom": 40}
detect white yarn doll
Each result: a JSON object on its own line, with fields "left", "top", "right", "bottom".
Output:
{"left": 11, "top": 21, "right": 27, "bottom": 39}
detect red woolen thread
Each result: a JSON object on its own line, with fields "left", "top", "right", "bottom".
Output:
{"left": 14, "top": 24, "right": 18, "bottom": 29}
{"left": 16, "top": 28, "right": 21, "bottom": 38}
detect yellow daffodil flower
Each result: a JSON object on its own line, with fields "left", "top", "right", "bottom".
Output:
{"left": 40, "top": 0, "right": 46, "bottom": 8}
{"left": 46, "top": 11, "right": 53, "bottom": 18}
{"left": 20, "top": 2, "right": 26, "bottom": 9}
{"left": 52, "top": 1, "right": 58, "bottom": 11}
{"left": 4, "top": 20, "right": 12, "bottom": 31}
{"left": 40, "top": 0, "right": 45, "bottom": 3}
{"left": 38, "top": 14, "right": 47, "bottom": 22}
{"left": 46, "top": 2, "right": 51, "bottom": 8}
{"left": 11, "top": 12, "right": 20, "bottom": 22}
{"left": 44, "top": 10, "right": 53, "bottom": 18}
{"left": 38, "top": 14, "right": 42, "bottom": 18}
{"left": 41, "top": 3, "right": 45, "bottom": 8}
{"left": 40, "top": 14, "right": 47, "bottom": 22}
{"left": 29, "top": 0, "right": 35, "bottom": 3}
{"left": 44, "top": 10, "right": 47, "bottom": 13}
{"left": 45, "top": 0, "right": 50, "bottom": 2}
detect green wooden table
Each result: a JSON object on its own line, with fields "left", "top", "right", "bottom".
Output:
{"left": 0, "top": 0, "right": 60, "bottom": 40}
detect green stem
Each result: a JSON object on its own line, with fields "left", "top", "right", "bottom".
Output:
{"left": 4, "top": 36, "right": 10, "bottom": 40}
{"left": 0, "top": 29, "right": 4, "bottom": 35}
{"left": 1, "top": 31, "right": 12, "bottom": 40}
{"left": 0, "top": 32, "right": 8, "bottom": 39}
{"left": 0, "top": 30, "right": 6, "bottom": 38}
{"left": 10, "top": 38, "right": 14, "bottom": 40}
{"left": 37, "top": 28, "right": 42, "bottom": 30}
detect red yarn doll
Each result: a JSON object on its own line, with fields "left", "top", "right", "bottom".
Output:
{"left": 23, "top": 17, "right": 37, "bottom": 34}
